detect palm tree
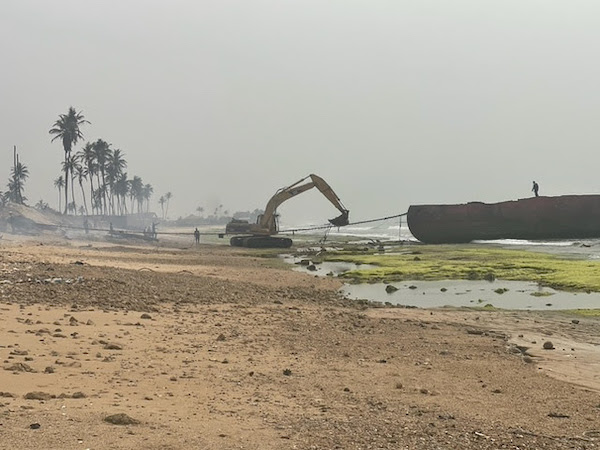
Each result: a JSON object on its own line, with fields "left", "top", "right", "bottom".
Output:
{"left": 106, "top": 149, "right": 127, "bottom": 214}
{"left": 159, "top": 196, "right": 166, "bottom": 219}
{"left": 92, "top": 189, "right": 103, "bottom": 214}
{"left": 77, "top": 142, "right": 96, "bottom": 214}
{"left": 7, "top": 161, "right": 29, "bottom": 204}
{"left": 113, "top": 173, "right": 129, "bottom": 215}
{"left": 74, "top": 164, "right": 89, "bottom": 215}
{"left": 165, "top": 191, "right": 173, "bottom": 218}
{"left": 92, "top": 139, "right": 111, "bottom": 214}
{"left": 53, "top": 176, "right": 64, "bottom": 212}
{"left": 62, "top": 155, "right": 78, "bottom": 213}
{"left": 129, "top": 176, "right": 143, "bottom": 213}
{"left": 35, "top": 199, "right": 49, "bottom": 210}
{"left": 143, "top": 184, "right": 153, "bottom": 213}
{"left": 49, "top": 107, "right": 89, "bottom": 214}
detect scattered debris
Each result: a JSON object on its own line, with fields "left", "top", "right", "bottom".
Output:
{"left": 104, "top": 413, "right": 140, "bottom": 425}
{"left": 104, "top": 343, "right": 123, "bottom": 350}
{"left": 24, "top": 391, "right": 55, "bottom": 400}
{"left": 5, "top": 362, "right": 36, "bottom": 372}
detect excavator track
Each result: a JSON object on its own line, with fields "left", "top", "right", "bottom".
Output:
{"left": 230, "top": 236, "right": 292, "bottom": 248}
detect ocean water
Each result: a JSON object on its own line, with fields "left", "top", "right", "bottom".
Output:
{"left": 281, "top": 217, "right": 600, "bottom": 253}
{"left": 280, "top": 217, "right": 416, "bottom": 243}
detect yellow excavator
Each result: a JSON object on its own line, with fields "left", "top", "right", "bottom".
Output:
{"left": 226, "top": 174, "right": 350, "bottom": 248}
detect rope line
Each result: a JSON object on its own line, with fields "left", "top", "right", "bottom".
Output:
{"left": 48, "top": 211, "right": 409, "bottom": 237}
{"left": 278, "top": 212, "right": 408, "bottom": 234}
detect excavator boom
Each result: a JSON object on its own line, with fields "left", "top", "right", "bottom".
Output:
{"left": 226, "top": 174, "right": 349, "bottom": 248}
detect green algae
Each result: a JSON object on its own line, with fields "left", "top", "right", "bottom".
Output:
{"left": 530, "top": 291, "right": 554, "bottom": 297}
{"left": 562, "top": 309, "right": 600, "bottom": 317}
{"left": 322, "top": 244, "right": 600, "bottom": 293}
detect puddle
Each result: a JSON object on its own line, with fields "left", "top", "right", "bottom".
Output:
{"left": 342, "top": 280, "right": 600, "bottom": 310}
{"left": 284, "top": 255, "right": 600, "bottom": 310}
{"left": 282, "top": 255, "right": 377, "bottom": 276}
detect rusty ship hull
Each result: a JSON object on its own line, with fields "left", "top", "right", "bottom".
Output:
{"left": 407, "top": 195, "right": 600, "bottom": 244}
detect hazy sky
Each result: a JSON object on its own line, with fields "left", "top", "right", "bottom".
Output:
{"left": 2, "top": 1, "right": 600, "bottom": 225}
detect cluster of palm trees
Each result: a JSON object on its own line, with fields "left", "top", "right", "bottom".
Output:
{"left": 1, "top": 146, "right": 29, "bottom": 206}
{"left": 157, "top": 192, "right": 173, "bottom": 220}
{"left": 50, "top": 107, "right": 155, "bottom": 216}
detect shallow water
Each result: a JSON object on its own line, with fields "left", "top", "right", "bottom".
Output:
{"left": 341, "top": 280, "right": 600, "bottom": 310}
{"left": 282, "top": 255, "right": 377, "bottom": 275}
{"left": 285, "top": 256, "right": 600, "bottom": 311}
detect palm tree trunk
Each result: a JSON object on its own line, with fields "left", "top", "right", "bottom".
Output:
{"left": 64, "top": 153, "right": 69, "bottom": 214}
{"left": 96, "top": 172, "right": 102, "bottom": 214}
{"left": 79, "top": 181, "right": 88, "bottom": 215}
{"left": 89, "top": 177, "right": 95, "bottom": 215}
{"left": 71, "top": 175, "right": 77, "bottom": 213}
{"left": 100, "top": 169, "right": 107, "bottom": 215}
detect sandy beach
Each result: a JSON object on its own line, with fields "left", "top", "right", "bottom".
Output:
{"left": 1, "top": 236, "right": 600, "bottom": 449}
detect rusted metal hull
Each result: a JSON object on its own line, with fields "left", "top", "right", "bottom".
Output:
{"left": 407, "top": 195, "right": 600, "bottom": 244}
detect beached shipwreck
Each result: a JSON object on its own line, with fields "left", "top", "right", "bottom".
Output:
{"left": 407, "top": 195, "right": 600, "bottom": 244}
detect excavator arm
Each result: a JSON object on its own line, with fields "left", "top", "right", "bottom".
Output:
{"left": 226, "top": 174, "right": 350, "bottom": 248}
{"left": 258, "top": 174, "right": 349, "bottom": 233}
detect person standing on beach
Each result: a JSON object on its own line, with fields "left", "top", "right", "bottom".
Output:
{"left": 194, "top": 228, "right": 200, "bottom": 245}
{"left": 532, "top": 181, "right": 539, "bottom": 197}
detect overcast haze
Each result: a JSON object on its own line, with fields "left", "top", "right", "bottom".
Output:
{"left": 2, "top": 1, "right": 600, "bottom": 226}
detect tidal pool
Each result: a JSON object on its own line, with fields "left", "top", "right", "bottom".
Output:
{"left": 282, "top": 255, "right": 377, "bottom": 276}
{"left": 341, "top": 280, "right": 600, "bottom": 310}
{"left": 285, "top": 256, "right": 600, "bottom": 310}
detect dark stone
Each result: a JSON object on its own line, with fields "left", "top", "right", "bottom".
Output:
{"left": 24, "top": 391, "right": 54, "bottom": 400}
{"left": 104, "top": 413, "right": 140, "bottom": 425}
{"left": 104, "top": 343, "right": 123, "bottom": 350}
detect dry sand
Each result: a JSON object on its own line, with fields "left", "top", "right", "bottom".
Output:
{"left": 1, "top": 236, "right": 600, "bottom": 449}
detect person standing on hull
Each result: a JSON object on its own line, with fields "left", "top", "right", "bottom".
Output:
{"left": 532, "top": 181, "right": 539, "bottom": 197}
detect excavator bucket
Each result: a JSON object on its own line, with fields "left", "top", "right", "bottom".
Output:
{"left": 329, "top": 210, "right": 350, "bottom": 227}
